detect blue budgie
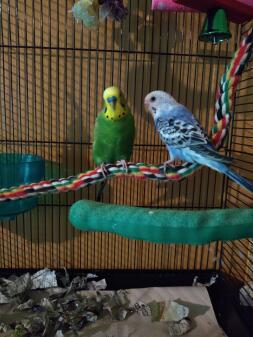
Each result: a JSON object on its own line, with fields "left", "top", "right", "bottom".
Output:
{"left": 144, "top": 90, "right": 253, "bottom": 193}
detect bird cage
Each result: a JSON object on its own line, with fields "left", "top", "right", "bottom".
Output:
{"left": 0, "top": 1, "right": 253, "bottom": 336}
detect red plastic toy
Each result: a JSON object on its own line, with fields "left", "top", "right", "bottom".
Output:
{"left": 175, "top": 0, "right": 253, "bottom": 23}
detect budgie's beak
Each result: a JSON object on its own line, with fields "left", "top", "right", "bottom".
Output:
{"left": 107, "top": 96, "right": 117, "bottom": 111}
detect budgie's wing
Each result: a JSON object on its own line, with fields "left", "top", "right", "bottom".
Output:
{"left": 156, "top": 107, "right": 209, "bottom": 148}
{"left": 189, "top": 143, "right": 232, "bottom": 164}
{"left": 157, "top": 107, "right": 231, "bottom": 164}
{"left": 93, "top": 111, "right": 135, "bottom": 165}
{"left": 114, "top": 111, "right": 135, "bottom": 160}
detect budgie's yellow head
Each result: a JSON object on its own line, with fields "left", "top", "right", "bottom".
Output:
{"left": 103, "top": 86, "right": 128, "bottom": 121}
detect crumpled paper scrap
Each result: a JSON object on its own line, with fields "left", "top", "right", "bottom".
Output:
{"left": 160, "top": 301, "right": 189, "bottom": 322}
{"left": 16, "top": 299, "right": 34, "bottom": 311}
{"left": 193, "top": 275, "right": 218, "bottom": 287}
{"left": 167, "top": 318, "right": 192, "bottom": 336}
{"left": 66, "top": 274, "right": 99, "bottom": 294}
{"left": 135, "top": 299, "right": 191, "bottom": 336}
{"left": 31, "top": 268, "right": 58, "bottom": 289}
{"left": 55, "top": 330, "right": 64, "bottom": 337}
{"left": 131, "top": 301, "right": 152, "bottom": 317}
{"left": 0, "top": 273, "right": 31, "bottom": 298}
{"left": 87, "top": 278, "right": 107, "bottom": 290}
{"left": 0, "top": 322, "right": 9, "bottom": 333}
{"left": 0, "top": 269, "right": 58, "bottom": 304}
{"left": 0, "top": 291, "right": 9, "bottom": 304}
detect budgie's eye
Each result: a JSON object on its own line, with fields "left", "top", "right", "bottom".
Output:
{"left": 150, "top": 96, "right": 156, "bottom": 102}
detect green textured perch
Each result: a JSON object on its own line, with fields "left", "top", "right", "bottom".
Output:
{"left": 69, "top": 200, "right": 253, "bottom": 245}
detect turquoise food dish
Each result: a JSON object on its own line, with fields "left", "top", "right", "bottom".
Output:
{"left": 0, "top": 153, "right": 45, "bottom": 220}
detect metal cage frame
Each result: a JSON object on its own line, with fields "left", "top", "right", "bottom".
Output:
{"left": 0, "top": 1, "right": 253, "bottom": 336}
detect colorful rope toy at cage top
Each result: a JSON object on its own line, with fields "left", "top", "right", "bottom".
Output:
{"left": 0, "top": 28, "right": 252, "bottom": 203}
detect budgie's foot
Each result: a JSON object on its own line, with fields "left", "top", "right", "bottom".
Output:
{"left": 163, "top": 159, "right": 176, "bottom": 173}
{"left": 116, "top": 160, "right": 128, "bottom": 173}
{"left": 99, "top": 163, "right": 109, "bottom": 179}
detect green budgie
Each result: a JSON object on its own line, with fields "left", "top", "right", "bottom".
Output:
{"left": 93, "top": 86, "right": 135, "bottom": 200}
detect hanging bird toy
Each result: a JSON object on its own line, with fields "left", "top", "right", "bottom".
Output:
{"left": 71, "top": 0, "right": 128, "bottom": 28}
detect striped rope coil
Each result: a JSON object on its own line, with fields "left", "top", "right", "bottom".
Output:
{"left": 212, "top": 28, "right": 253, "bottom": 148}
{"left": 0, "top": 28, "right": 253, "bottom": 203}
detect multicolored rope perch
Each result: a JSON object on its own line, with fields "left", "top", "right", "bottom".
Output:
{"left": 0, "top": 28, "right": 252, "bottom": 203}
{"left": 212, "top": 28, "right": 253, "bottom": 149}
{"left": 0, "top": 163, "right": 198, "bottom": 202}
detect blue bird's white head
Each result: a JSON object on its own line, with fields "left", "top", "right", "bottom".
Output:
{"left": 144, "top": 90, "right": 178, "bottom": 121}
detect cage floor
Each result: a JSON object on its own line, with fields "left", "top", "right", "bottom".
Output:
{"left": 0, "top": 269, "right": 252, "bottom": 337}
{"left": 77, "top": 286, "right": 226, "bottom": 337}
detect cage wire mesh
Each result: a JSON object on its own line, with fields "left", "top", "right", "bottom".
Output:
{"left": 0, "top": 0, "right": 252, "bottom": 287}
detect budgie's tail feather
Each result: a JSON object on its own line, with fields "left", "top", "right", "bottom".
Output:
{"left": 96, "top": 181, "right": 107, "bottom": 202}
{"left": 224, "top": 169, "right": 253, "bottom": 193}
{"left": 199, "top": 159, "right": 253, "bottom": 193}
